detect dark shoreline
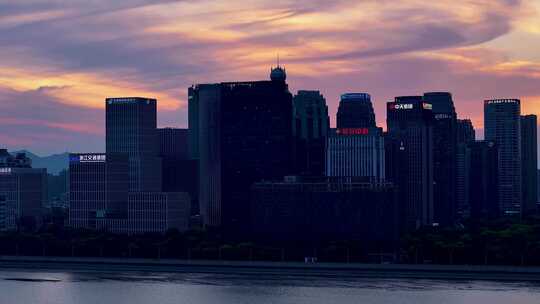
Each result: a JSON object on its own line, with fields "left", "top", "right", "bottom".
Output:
{"left": 1, "top": 256, "right": 540, "bottom": 282}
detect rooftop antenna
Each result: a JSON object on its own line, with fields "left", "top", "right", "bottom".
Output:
{"left": 277, "top": 53, "right": 280, "bottom": 67}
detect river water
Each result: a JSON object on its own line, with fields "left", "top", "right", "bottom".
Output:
{"left": 1, "top": 269, "right": 540, "bottom": 304}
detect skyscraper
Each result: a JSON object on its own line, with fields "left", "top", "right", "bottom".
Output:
{"left": 0, "top": 195, "right": 5, "bottom": 231}
{"left": 484, "top": 99, "right": 522, "bottom": 216}
{"left": 192, "top": 67, "right": 295, "bottom": 231}
{"left": 538, "top": 169, "right": 540, "bottom": 207}
{"left": 293, "top": 90, "right": 329, "bottom": 176}
{"left": 188, "top": 87, "right": 200, "bottom": 160}
{"left": 158, "top": 128, "right": 199, "bottom": 215}
{"left": 386, "top": 96, "right": 434, "bottom": 229}
{"left": 457, "top": 119, "right": 476, "bottom": 143}
{"left": 423, "top": 92, "right": 458, "bottom": 226}
{"left": 106, "top": 97, "right": 162, "bottom": 192}
{"left": 158, "top": 128, "right": 189, "bottom": 160}
{"left": 467, "top": 141, "right": 499, "bottom": 219}
{"left": 456, "top": 119, "right": 475, "bottom": 217}
{"left": 521, "top": 115, "right": 538, "bottom": 215}
{"left": 337, "top": 93, "right": 376, "bottom": 129}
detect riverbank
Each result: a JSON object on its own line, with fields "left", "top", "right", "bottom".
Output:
{"left": 1, "top": 256, "right": 540, "bottom": 281}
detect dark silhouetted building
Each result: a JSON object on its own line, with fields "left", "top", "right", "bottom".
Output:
{"left": 293, "top": 90, "right": 329, "bottom": 176}
{"left": 467, "top": 141, "right": 499, "bottom": 219}
{"left": 0, "top": 149, "right": 32, "bottom": 168}
{"left": 484, "top": 99, "right": 522, "bottom": 216}
{"left": 127, "top": 192, "right": 191, "bottom": 234}
{"left": 106, "top": 97, "right": 162, "bottom": 192}
{"left": 193, "top": 67, "right": 295, "bottom": 231}
{"left": 538, "top": 169, "right": 540, "bottom": 210}
{"left": 456, "top": 119, "right": 475, "bottom": 217}
{"left": 158, "top": 128, "right": 199, "bottom": 215}
{"left": 337, "top": 93, "right": 376, "bottom": 129}
{"left": 0, "top": 149, "right": 46, "bottom": 231}
{"left": 188, "top": 87, "right": 200, "bottom": 160}
{"left": 424, "top": 92, "right": 458, "bottom": 226}
{"left": 158, "top": 128, "right": 189, "bottom": 160}
{"left": 521, "top": 115, "right": 538, "bottom": 215}
{"left": 0, "top": 167, "right": 47, "bottom": 231}
{"left": 327, "top": 127, "right": 385, "bottom": 181}
{"left": 251, "top": 177, "right": 399, "bottom": 251}
{"left": 158, "top": 128, "right": 189, "bottom": 192}
{"left": 0, "top": 195, "right": 5, "bottom": 231}
{"left": 457, "top": 119, "right": 476, "bottom": 143}
{"left": 69, "top": 153, "right": 129, "bottom": 231}
{"left": 386, "top": 96, "right": 434, "bottom": 229}
{"left": 188, "top": 88, "right": 202, "bottom": 215}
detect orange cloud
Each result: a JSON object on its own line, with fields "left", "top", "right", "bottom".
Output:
{"left": 0, "top": 67, "right": 181, "bottom": 111}
{"left": 0, "top": 117, "right": 102, "bottom": 135}
{"left": 522, "top": 97, "right": 540, "bottom": 116}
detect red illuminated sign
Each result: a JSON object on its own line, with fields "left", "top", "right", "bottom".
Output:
{"left": 337, "top": 128, "right": 370, "bottom": 135}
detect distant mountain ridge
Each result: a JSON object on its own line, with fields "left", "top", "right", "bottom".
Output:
{"left": 13, "top": 150, "right": 69, "bottom": 175}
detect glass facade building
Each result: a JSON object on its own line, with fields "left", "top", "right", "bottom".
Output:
{"left": 484, "top": 99, "right": 522, "bottom": 215}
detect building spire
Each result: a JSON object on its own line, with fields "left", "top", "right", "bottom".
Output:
{"left": 270, "top": 53, "right": 286, "bottom": 82}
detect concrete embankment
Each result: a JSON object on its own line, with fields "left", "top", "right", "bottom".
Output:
{"left": 1, "top": 256, "right": 540, "bottom": 281}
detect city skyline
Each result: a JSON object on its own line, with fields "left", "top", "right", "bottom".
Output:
{"left": 3, "top": 3, "right": 540, "bottom": 302}
{"left": 1, "top": 1, "right": 540, "bottom": 155}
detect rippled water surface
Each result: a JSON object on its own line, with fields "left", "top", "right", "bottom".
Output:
{"left": 1, "top": 270, "right": 540, "bottom": 304}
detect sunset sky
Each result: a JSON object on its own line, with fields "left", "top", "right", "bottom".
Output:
{"left": 1, "top": 0, "right": 539, "bottom": 155}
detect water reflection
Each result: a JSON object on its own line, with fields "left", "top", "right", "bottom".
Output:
{"left": 1, "top": 270, "right": 540, "bottom": 304}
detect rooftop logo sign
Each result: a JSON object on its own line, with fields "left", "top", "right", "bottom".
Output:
{"left": 389, "top": 103, "right": 414, "bottom": 110}
{"left": 0, "top": 168, "right": 12, "bottom": 175}
{"left": 485, "top": 99, "right": 519, "bottom": 105}
{"left": 70, "top": 154, "right": 106, "bottom": 163}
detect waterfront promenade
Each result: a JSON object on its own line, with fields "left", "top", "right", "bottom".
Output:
{"left": 1, "top": 256, "right": 540, "bottom": 281}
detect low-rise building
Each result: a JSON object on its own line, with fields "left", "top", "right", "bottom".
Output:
{"left": 251, "top": 177, "right": 399, "bottom": 250}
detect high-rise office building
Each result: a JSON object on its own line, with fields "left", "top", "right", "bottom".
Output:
{"left": 192, "top": 67, "right": 295, "bottom": 230}
{"left": 456, "top": 119, "right": 475, "bottom": 217}
{"left": 484, "top": 99, "right": 522, "bottom": 216}
{"left": 158, "top": 128, "right": 189, "bottom": 191}
{"left": 467, "top": 141, "right": 499, "bottom": 219}
{"left": 188, "top": 87, "right": 200, "bottom": 160}
{"left": 106, "top": 97, "right": 162, "bottom": 192}
{"left": 69, "top": 153, "right": 129, "bottom": 231}
{"left": 457, "top": 119, "right": 476, "bottom": 143}
{"left": 326, "top": 127, "right": 385, "bottom": 181}
{"left": 0, "top": 195, "right": 5, "bottom": 231}
{"left": 293, "top": 90, "right": 329, "bottom": 176}
{"left": 538, "top": 169, "right": 540, "bottom": 208}
{"left": 158, "top": 128, "right": 199, "bottom": 215}
{"left": 386, "top": 96, "right": 434, "bottom": 229}
{"left": 337, "top": 93, "right": 376, "bottom": 129}
{"left": 158, "top": 128, "right": 189, "bottom": 160}
{"left": 424, "top": 92, "right": 458, "bottom": 226}
{"left": 521, "top": 115, "right": 538, "bottom": 215}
